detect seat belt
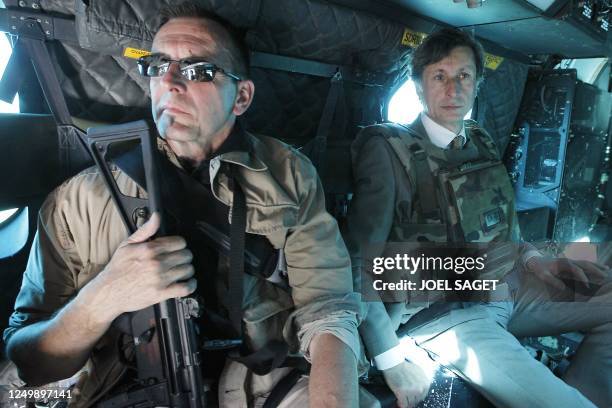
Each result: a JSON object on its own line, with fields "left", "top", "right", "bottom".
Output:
{"left": 306, "top": 71, "right": 345, "bottom": 176}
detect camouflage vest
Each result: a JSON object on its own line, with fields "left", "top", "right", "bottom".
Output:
{"left": 380, "top": 120, "right": 516, "bottom": 245}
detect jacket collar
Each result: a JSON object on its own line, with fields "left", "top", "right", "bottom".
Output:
{"left": 215, "top": 130, "right": 267, "bottom": 172}
{"left": 158, "top": 123, "right": 268, "bottom": 176}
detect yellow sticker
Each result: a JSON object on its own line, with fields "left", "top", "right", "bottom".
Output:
{"left": 123, "top": 47, "right": 152, "bottom": 59}
{"left": 401, "top": 28, "right": 427, "bottom": 48}
{"left": 484, "top": 53, "right": 504, "bottom": 70}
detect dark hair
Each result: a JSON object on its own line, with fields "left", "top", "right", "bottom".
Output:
{"left": 158, "top": 3, "right": 250, "bottom": 78}
{"left": 410, "top": 28, "right": 485, "bottom": 84}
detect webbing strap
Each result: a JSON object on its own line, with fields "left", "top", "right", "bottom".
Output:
{"left": 413, "top": 149, "right": 441, "bottom": 221}
{"left": 226, "top": 174, "right": 293, "bottom": 375}
{"left": 0, "top": 41, "right": 26, "bottom": 104}
{"left": 228, "top": 169, "right": 247, "bottom": 336}
{"left": 262, "top": 368, "right": 304, "bottom": 408}
{"left": 384, "top": 129, "right": 441, "bottom": 221}
{"left": 307, "top": 71, "right": 344, "bottom": 175}
{"left": 20, "top": 37, "right": 71, "bottom": 124}
{"left": 250, "top": 51, "right": 384, "bottom": 86}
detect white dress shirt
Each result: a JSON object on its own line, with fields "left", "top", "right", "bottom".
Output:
{"left": 421, "top": 113, "right": 466, "bottom": 149}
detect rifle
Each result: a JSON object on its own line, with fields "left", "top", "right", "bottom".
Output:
{"left": 82, "top": 120, "right": 207, "bottom": 408}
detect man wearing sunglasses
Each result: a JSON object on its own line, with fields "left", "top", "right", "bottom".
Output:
{"left": 4, "top": 4, "right": 362, "bottom": 407}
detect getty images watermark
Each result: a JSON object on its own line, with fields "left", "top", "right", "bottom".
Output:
{"left": 358, "top": 242, "right": 517, "bottom": 303}
{"left": 359, "top": 241, "right": 610, "bottom": 303}
{"left": 371, "top": 252, "right": 499, "bottom": 292}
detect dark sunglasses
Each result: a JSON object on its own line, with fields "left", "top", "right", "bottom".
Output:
{"left": 137, "top": 53, "right": 242, "bottom": 82}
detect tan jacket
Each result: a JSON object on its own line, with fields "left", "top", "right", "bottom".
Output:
{"left": 5, "top": 129, "right": 361, "bottom": 406}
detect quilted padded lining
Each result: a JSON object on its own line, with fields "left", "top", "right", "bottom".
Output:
{"left": 26, "top": 0, "right": 411, "bottom": 145}
{"left": 479, "top": 58, "right": 529, "bottom": 155}
{"left": 16, "top": 0, "right": 526, "bottom": 155}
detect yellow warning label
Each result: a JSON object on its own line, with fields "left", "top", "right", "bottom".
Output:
{"left": 484, "top": 53, "right": 504, "bottom": 70}
{"left": 123, "top": 47, "right": 152, "bottom": 59}
{"left": 401, "top": 28, "right": 427, "bottom": 48}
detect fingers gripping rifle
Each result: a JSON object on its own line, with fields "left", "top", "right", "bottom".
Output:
{"left": 81, "top": 120, "right": 206, "bottom": 408}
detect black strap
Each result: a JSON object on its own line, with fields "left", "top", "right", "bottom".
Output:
{"left": 0, "top": 40, "right": 26, "bottom": 104}
{"left": 412, "top": 149, "right": 442, "bottom": 221}
{"left": 0, "top": 8, "right": 79, "bottom": 43}
{"left": 0, "top": 8, "right": 88, "bottom": 180}
{"left": 262, "top": 368, "right": 304, "bottom": 408}
{"left": 307, "top": 71, "right": 344, "bottom": 174}
{"left": 230, "top": 339, "right": 289, "bottom": 376}
{"left": 226, "top": 169, "right": 294, "bottom": 376}
{"left": 228, "top": 168, "right": 247, "bottom": 335}
{"left": 20, "top": 36, "right": 72, "bottom": 124}
{"left": 250, "top": 51, "right": 385, "bottom": 86}
{"left": 396, "top": 301, "right": 464, "bottom": 336}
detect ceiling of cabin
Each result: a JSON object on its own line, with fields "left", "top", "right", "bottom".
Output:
{"left": 331, "top": 0, "right": 611, "bottom": 59}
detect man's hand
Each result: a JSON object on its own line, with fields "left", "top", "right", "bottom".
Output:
{"left": 382, "top": 361, "right": 431, "bottom": 408}
{"left": 525, "top": 256, "right": 608, "bottom": 291}
{"left": 6, "top": 213, "right": 197, "bottom": 385}
{"left": 89, "top": 212, "right": 197, "bottom": 323}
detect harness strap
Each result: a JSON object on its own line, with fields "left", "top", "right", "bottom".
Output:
{"left": 261, "top": 368, "right": 304, "bottom": 408}
{"left": 228, "top": 168, "right": 247, "bottom": 335}
{"left": 226, "top": 167, "right": 294, "bottom": 376}
{"left": 307, "top": 71, "right": 345, "bottom": 176}
{"left": 383, "top": 126, "right": 441, "bottom": 221}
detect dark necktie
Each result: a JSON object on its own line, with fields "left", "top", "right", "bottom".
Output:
{"left": 449, "top": 135, "right": 463, "bottom": 150}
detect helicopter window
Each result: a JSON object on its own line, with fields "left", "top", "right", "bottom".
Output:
{"left": 0, "top": 34, "right": 27, "bottom": 259}
{"left": 558, "top": 58, "right": 608, "bottom": 84}
{"left": 0, "top": 34, "right": 20, "bottom": 113}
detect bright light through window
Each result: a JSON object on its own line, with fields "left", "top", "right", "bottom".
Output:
{"left": 0, "top": 34, "right": 20, "bottom": 227}
{"left": 388, "top": 79, "right": 472, "bottom": 124}
{"left": 0, "top": 208, "right": 18, "bottom": 223}
{"left": 388, "top": 80, "right": 423, "bottom": 124}
{"left": 0, "top": 34, "right": 19, "bottom": 113}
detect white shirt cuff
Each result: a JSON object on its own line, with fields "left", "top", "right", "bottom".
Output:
{"left": 522, "top": 249, "right": 543, "bottom": 266}
{"left": 373, "top": 343, "right": 406, "bottom": 370}
{"left": 373, "top": 335, "right": 424, "bottom": 370}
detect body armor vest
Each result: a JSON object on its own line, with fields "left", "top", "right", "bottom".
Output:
{"left": 381, "top": 120, "right": 517, "bottom": 246}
